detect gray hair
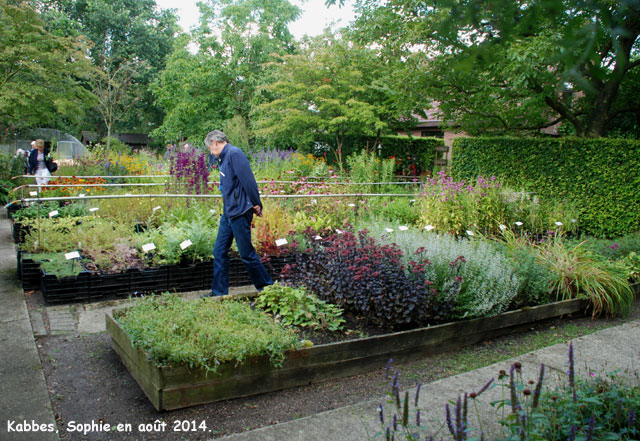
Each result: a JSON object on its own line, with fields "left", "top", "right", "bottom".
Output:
{"left": 204, "top": 130, "right": 228, "bottom": 147}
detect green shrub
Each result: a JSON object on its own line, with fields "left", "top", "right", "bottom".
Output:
{"left": 316, "top": 134, "right": 442, "bottom": 175}
{"left": 256, "top": 283, "right": 345, "bottom": 331}
{"left": 494, "top": 230, "right": 556, "bottom": 308}
{"left": 116, "top": 294, "right": 300, "bottom": 371}
{"left": 575, "top": 233, "right": 640, "bottom": 261}
{"left": 451, "top": 137, "right": 640, "bottom": 237}
{"left": 346, "top": 150, "right": 395, "bottom": 191}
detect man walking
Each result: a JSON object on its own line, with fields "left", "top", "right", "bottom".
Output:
{"left": 204, "top": 130, "right": 273, "bottom": 297}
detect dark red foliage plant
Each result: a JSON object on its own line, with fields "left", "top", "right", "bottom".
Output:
{"left": 281, "top": 227, "right": 459, "bottom": 329}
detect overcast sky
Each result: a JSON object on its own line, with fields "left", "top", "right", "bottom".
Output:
{"left": 153, "top": 0, "right": 356, "bottom": 40}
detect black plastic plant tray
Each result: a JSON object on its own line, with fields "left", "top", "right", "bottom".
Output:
{"left": 167, "top": 263, "right": 206, "bottom": 292}
{"left": 19, "top": 253, "right": 42, "bottom": 290}
{"left": 41, "top": 271, "right": 92, "bottom": 305}
{"left": 127, "top": 266, "right": 170, "bottom": 295}
{"left": 89, "top": 272, "right": 132, "bottom": 299}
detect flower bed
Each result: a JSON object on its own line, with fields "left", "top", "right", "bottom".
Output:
{"left": 106, "top": 298, "right": 588, "bottom": 411}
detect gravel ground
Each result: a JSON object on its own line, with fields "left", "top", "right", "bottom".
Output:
{"left": 33, "top": 297, "right": 640, "bottom": 441}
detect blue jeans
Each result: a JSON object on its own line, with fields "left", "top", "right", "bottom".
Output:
{"left": 211, "top": 211, "right": 273, "bottom": 296}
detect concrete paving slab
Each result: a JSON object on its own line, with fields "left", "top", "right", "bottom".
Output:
{"left": 0, "top": 210, "right": 58, "bottom": 441}
{"left": 212, "top": 319, "right": 640, "bottom": 441}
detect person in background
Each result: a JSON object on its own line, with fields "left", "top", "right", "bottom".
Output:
{"left": 15, "top": 148, "right": 29, "bottom": 174}
{"left": 28, "top": 139, "right": 51, "bottom": 186}
{"left": 202, "top": 129, "right": 273, "bottom": 297}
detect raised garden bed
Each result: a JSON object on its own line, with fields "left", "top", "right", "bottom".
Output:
{"left": 106, "top": 298, "right": 588, "bottom": 411}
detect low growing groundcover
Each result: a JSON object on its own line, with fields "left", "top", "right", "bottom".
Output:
{"left": 115, "top": 294, "right": 301, "bottom": 371}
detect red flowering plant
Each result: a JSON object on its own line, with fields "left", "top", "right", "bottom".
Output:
{"left": 280, "top": 227, "right": 458, "bottom": 329}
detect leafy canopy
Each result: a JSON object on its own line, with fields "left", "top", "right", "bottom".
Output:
{"left": 340, "top": 0, "right": 640, "bottom": 137}
{"left": 0, "top": 0, "right": 95, "bottom": 138}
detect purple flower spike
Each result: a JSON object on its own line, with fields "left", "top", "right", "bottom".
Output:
{"left": 416, "top": 409, "right": 421, "bottom": 427}
{"left": 385, "top": 358, "right": 393, "bottom": 378}
{"left": 415, "top": 382, "right": 422, "bottom": 406}
{"left": 584, "top": 414, "right": 596, "bottom": 441}
{"left": 393, "top": 414, "right": 397, "bottom": 431}
{"left": 568, "top": 424, "right": 577, "bottom": 441}
{"left": 532, "top": 364, "right": 545, "bottom": 409}
{"left": 476, "top": 378, "right": 494, "bottom": 397}
{"left": 568, "top": 343, "right": 576, "bottom": 401}
{"left": 629, "top": 407, "right": 636, "bottom": 428}
{"left": 378, "top": 403, "right": 384, "bottom": 424}
{"left": 445, "top": 404, "right": 455, "bottom": 436}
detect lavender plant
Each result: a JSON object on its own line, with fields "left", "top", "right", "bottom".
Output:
{"left": 361, "top": 224, "right": 519, "bottom": 319}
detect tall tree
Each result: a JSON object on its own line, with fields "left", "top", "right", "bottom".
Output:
{"left": 252, "top": 33, "right": 400, "bottom": 165}
{"left": 38, "top": 0, "right": 179, "bottom": 134}
{"left": 343, "top": 0, "right": 640, "bottom": 137}
{"left": 150, "top": 0, "right": 301, "bottom": 147}
{"left": 0, "top": 0, "right": 95, "bottom": 139}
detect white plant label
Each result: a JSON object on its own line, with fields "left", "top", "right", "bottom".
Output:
{"left": 180, "top": 240, "right": 192, "bottom": 250}
{"left": 30, "top": 191, "right": 38, "bottom": 197}
{"left": 571, "top": 219, "right": 577, "bottom": 223}
{"left": 348, "top": 203, "right": 356, "bottom": 207}
{"left": 275, "top": 238, "right": 288, "bottom": 247}
{"left": 515, "top": 221, "right": 523, "bottom": 226}
{"left": 425, "top": 225, "right": 435, "bottom": 231}
{"left": 466, "top": 230, "right": 475, "bottom": 236}
{"left": 210, "top": 209, "right": 216, "bottom": 214}
{"left": 399, "top": 226, "right": 409, "bottom": 231}
{"left": 65, "top": 251, "right": 80, "bottom": 260}
{"left": 142, "top": 243, "right": 156, "bottom": 253}
{"left": 311, "top": 199, "right": 317, "bottom": 205}
{"left": 153, "top": 206, "right": 161, "bottom": 212}
{"left": 335, "top": 229, "right": 343, "bottom": 235}
{"left": 78, "top": 194, "right": 85, "bottom": 198}
{"left": 89, "top": 207, "right": 99, "bottom": 212}
{"left": 555, "top": 221, "right": 563, "bottom": 226}
{"left": 314, "top": 235, "right": 322, "bottom": 241}
{"left": 48, "top": 210, "right": 59, "bottom": 218}
{"left": 499, "top": 224, "right": 507, "bottom": 231}
{"left": 385, "top": 228, "right": 394, "bottom": 233}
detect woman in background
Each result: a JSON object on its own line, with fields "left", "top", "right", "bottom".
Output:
{"left": 28, "top": 139, "right": 51, "bottom": 186}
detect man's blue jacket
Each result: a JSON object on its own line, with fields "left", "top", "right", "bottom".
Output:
{"left": 216, "top": 143, "right": 262, "bottom": 219}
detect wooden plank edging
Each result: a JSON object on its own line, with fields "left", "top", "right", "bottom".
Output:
{"left": 106, "top": 298, "right": 588, "bottom": 410}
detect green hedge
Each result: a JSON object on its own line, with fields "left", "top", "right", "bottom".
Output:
{"left": 451, "top": 137, "right": 640, "bottom": 238}
{"left": 317, "top": 135, "right": 443, "bottom": 175}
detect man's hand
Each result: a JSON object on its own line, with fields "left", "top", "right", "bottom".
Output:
{"left": 253, "top": 205, "right": 263, "bottom": 217}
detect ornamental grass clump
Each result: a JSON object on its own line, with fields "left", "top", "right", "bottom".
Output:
{"left": 281, "top": 227, "right": 457, "bottom": 328}
{"left": 536, "top": 237, "right": 634, "bottom": 317}
{"left": 116, "top": 294, "right": 300, "bottom": 371}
